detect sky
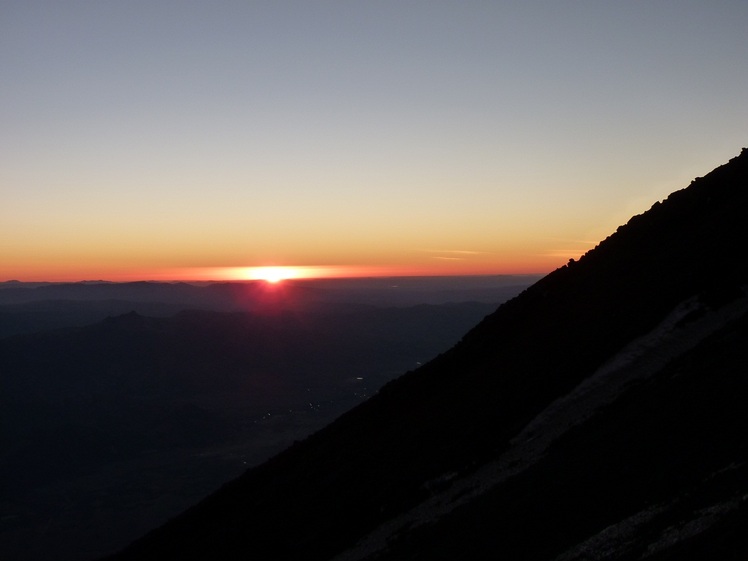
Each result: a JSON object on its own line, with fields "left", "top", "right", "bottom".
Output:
{"left": 1, "top": 1, "right": 747, "bottom": 282}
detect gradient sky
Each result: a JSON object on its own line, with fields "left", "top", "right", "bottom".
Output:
{"left": 2, "top": 2, "right": 747, "bottom": 281}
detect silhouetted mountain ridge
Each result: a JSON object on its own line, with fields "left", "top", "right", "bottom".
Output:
{"left": 107, "top": 149, "right": 748, "bottom": 560}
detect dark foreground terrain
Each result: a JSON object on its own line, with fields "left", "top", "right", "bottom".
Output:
{"left": 0, "top": 278, "right": 534, "bottom": 560}
{"left": 104, "top": 149, "right": 748, "bottom": 560}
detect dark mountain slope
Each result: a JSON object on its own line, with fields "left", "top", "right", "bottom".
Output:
{"left": 109, "top": 149, "right": 748, "bottom": 560}
{"left": 361, "top": 303, "right": 748, "bottom": 560}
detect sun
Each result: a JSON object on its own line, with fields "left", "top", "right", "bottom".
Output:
{"left": 246, "top": 266, "right": 299, "bottom": 284}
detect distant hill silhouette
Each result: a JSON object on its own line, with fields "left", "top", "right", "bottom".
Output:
{"left": 105, "top": 149, "right": 748, "bottom": 560}
{"left": 0, "top": 300, "right": 502, "bottom": 560}
{"left": 0, "top": 276, "right": 537, "bottom": 338}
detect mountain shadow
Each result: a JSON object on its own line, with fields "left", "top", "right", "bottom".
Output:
{"left": 107, "top": 149, "right": 748, "bottom": 560}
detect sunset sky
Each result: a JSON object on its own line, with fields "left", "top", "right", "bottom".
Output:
{"left": 2, "top": 2, "right": 747, "bottom": 281}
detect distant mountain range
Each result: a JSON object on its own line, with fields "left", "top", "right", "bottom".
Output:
{"left": 0, "top": 275, "right": 538, "bottom": 338}
{"left": 104, "top": 149, "right": 748, "bottom": 560}
{"left": 1, "top": 280, "right": 526, "bottom": 560}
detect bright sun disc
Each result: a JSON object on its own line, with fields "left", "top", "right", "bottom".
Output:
{"left": 246, "top": 266, "right": 298, "bottom": 283}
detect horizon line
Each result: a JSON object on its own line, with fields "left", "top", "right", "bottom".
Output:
{"left": 1, "top": 271, "right": 548, "bottom": 285}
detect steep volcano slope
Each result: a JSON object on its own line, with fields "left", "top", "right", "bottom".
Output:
{"left": 108, "top": 149, "right": 748, "bottom": 560}
{"left": 333, "top": 290, "right": 748, "bottom": 561}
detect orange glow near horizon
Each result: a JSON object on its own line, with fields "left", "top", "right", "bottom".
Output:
{"left": 0, "top": 225, "right": 592, "bottom": 283}
{"left": 0, "top": 261, "right": 560, "bottom": 284}
{"left": 173, "top": 260, "right": 557, "bottom": 283}
{"left": 0, "top": 245, "right": 573, "bottom": 283}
